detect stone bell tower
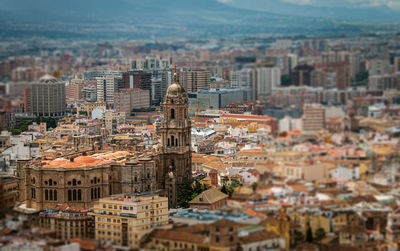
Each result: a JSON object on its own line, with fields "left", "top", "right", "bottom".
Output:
{"left": 157, "top": 73, "right": 192, "bottom": 207}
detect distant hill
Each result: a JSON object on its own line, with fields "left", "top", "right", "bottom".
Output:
{"left": 0, "top": 0, "right": 397, "bottom": 39}
{"left": 223, "top": 0, "right": 400, "bottom": 22}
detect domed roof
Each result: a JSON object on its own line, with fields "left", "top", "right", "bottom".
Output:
{"left": 166, "top": 73, "right": 186, "bottom": 97}
{"left": 39, "top": 74, "right": 58, "bottom": 83}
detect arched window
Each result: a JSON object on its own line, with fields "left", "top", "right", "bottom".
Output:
{"left": 171, "top": 136, "right": 175, "bottom": 146}
{"left": 171, "top": 109, "right": 175, "bottom": 119}
{"left": 175, "top": 138, "right": 178, "bottom": 146}
{"left": 45, "top": 190, "right": 48, "bottom": 200}
{"left": 32, "top": 178, "right": 36, "bottom": 184}
{"left": 91, "top": 188, "right": 93, "bottom": 200}
{"left": 49, "top": 179, "right": 53, "bottom": 186}
{"left": 98, "top": 187, "right": 101, "bottom": 198}
{"left": 49, "top": 190, "right": 53, "bottom": 200}
{"left": 73, "top": 189, "right": 77, "bottom": 201}
{"left": 68, "top": 190, "right": 72, "bottom": 201}
{"left": 167, "top": 138, "right": 170, "bottom": 146}
{"left": 54, "top": 190, "right": 57, "bottom": 201}
{"left": 72, "top": 179, "right": 76, "bottom": 186}
{"left": 78, "top": 189, "right": 82, "bottom": 201}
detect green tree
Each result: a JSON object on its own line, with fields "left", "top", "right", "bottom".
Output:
{"left": 306, "top": 225, "right": 313, "bottom": 243}
{"left": 294, "top": 231, "right": 304, "bottom": 243}
{"left": 231, "top": 179, "right": 240, "bottom": 188}
{"left": 193, "top": 180, "right": 203, "bottom": 195}
{"left": 251, "top": 182, "right": 258, "bottom": 193}
{"left": 281, "top": 75, "right": 292, "bottom": 86}
{"left": 177, "top": 178, "right": 194, "bottom": 208}
{"left": 315, "top": 228, "right": 326, "bottom": 240}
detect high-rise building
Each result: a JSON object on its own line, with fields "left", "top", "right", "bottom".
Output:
{"left": 251, "top": 67, "right": 281, "bottom": 99}
{"left": 157, "top": 73, "right": 192, "bottom": 208}
{"left": 368, "top": 57, "right": 391, "bottom": 76}
{"left": 122, "top": 71, "right": 152, "bottom": 90}
{"left": 114, "top": 88, "right": 151, "bottom": 114}
{"left": 314, "top": 62, "right": 350, "bottom": 90}
{"left": 83, "top": 70, "right": 121, "bottom": 81}
{"left": 230, "top": 69, "right": 253, "bottom": 89}
{"left": 291, "top": 64, "right": 314, "bottom": 87}
{"left": 93, "top": 193, "right": 168, "bottom": 249}
{"left": 96, "top": 75, "right": 123, "bottom": 105}
{"left": 178, "top": 68, "right": 210, "bottom": 93}
{"left": 82, "top": 84, "right": 97, "bottom": 102}
{"left": 25, "top": 74, "right": 66, "bottom": 117}
{"left": 302, "top": 104, "right": 325, "bottom": 135}
{"left": 66, "top": 78, "right": 95, "bottom": 101}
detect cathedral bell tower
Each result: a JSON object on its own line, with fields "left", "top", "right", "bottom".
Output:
{"left": 157, "top": 73, "right": 192, "bottom": 207}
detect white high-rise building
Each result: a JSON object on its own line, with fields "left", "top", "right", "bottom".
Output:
{"left": 96, "top": 75, "right": 123, "bottom": 105}
{"left": 252, "top": 67, "right": 281, "bottom": 99}
{"left": 230, "top": 69, "right": 252, "bottom": 88}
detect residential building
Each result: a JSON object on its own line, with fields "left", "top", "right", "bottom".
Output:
{"left": 122, "top": 71, "right": 152, "bottom": 104}
{"left": 104, "top": 111, "right": 126, "bottom": 135}
{"left": 39, "top": 207, "right": 94, "bottom": 240}
{"left": 93, "top": 193, "right": 169, "bottom": 249}
{"left": 178, "top": 68, "right": 210, "bottom": 92}
{"left": 251, "top": 67, "right": 281, "bottom": 99}
{"left": 114, "top": 88, "right": 151, "bottom": 114}
{"left": 25, "top": 74, "right": 66, "bottom": 117}
{"left": 302, "top": 103, "right": 325, "bottom": 135}
{"left": 96, "top": 75, "right": 123, "bottom": 105}
{"left": 189, "top": 188, "right": 228, "bottom": 210}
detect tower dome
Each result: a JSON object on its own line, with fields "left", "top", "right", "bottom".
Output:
{"left": 166, "top": 73, "right": 186, "bottom": 98}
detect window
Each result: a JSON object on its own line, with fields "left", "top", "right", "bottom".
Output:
{"left": 49, "top": 179, "right": 53, "bottom": 186}
{"left": 171, "top": 109, "right": 175, "bottom": 119}
{"left": 216, "top": 236, "right": 219, "bottom": 242}
{"left": 73, "top": 189, "right": 77, "bottom": 201}
{"left": 45, "top": 189, "right": 48, "bottom": 200}
{"left": 171, "top": 136, "right": 175, "bottom": 146}
{"left": 49, "top": 190, "right": 53, "bottom": 200}
{"left": 68, "top": 190, "right": 72, "bottom": 201}
{"left": 73, "top": 179, "right": 77, "bottom": 186}
{"left": 78, "top": 189, "right": 82, "bottom": 201}
{"left": 54, "top": 190, "right": 57, "bottom": 201}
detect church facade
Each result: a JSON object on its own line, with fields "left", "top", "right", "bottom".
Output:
{"left": 157, "top": 73, "right": 192, "bottom": 207}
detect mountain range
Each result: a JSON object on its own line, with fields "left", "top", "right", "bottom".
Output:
{"left": 0, "top": 0, "right": 399, "bottom": 39}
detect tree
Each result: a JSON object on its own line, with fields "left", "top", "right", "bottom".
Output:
{"left": 294, "top": 231, "right": 304, "bottom": 243}
{"left": 306, "top": 225, "right": 313, "bottom": 243}
{"left": 315, "top": 228, "right": 326, "bottom": 240}
{"left": 231, "top": 179, "right": 240, "bottom": 188}
{"left": 177, "top": 178, "right": 194, "bottom": 208}
{"left": 251, "top": 182, "right": 258, "bottom": 193}
{"left": 281, "top": 75, "right": 292, "bottom": 86}
{"left": 221, "top": 184, "right": 229, "bottom": 195}
{"left": 193, "top": 180, "right": 203, "bottom": 195}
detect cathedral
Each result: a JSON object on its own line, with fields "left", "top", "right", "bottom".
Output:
{"left": 157, "top": 73, "right": 192, "bottom": 207}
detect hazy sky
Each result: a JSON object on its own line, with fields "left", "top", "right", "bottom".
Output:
{"left": 218, "top": 0, "right": 400, "bottom": 9}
